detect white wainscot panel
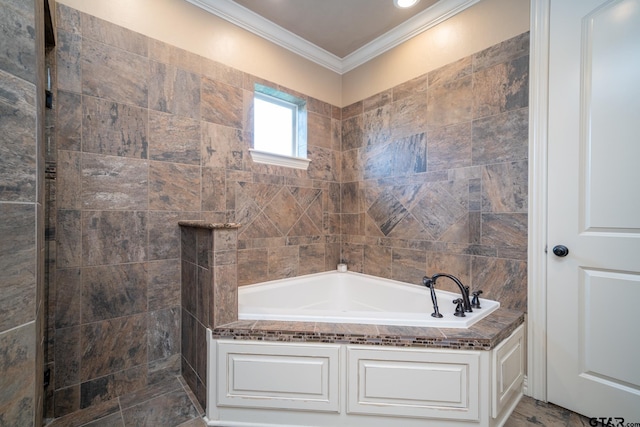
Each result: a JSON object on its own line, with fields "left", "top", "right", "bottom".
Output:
{"left": 217, "top": 341, "right": 341, "bottom": 412}
{"left": 492, "top": 324, "right": 525, "bottom": 418}
{"left": 347, "top": 346, "right": 481, "bottom": 421}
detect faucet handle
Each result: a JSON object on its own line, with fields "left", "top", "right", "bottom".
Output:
{"left": 453, "top": 298, "right": 466, "bottom": 317}
{"left": 423, "top": 276, "right": 434, "bottom": 287}
{"left": 471, "top": 290, "right": 483, "bottom": 309}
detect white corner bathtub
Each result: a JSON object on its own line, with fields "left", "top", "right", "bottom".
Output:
{"left": 238, "top": 271, "right": 499, "bottom": 328}
{"left": 207, "top": 271, "right": 524, "bottom": 427}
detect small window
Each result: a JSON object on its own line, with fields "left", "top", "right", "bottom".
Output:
{"left": 250, "top": 84, "right": 310, "bottom": 169}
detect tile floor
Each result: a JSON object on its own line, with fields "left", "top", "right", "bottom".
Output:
{"left": 47, "top": 376, "right": 595, "bottom": 427}
{"left": 46, "top": 376, "right": 206, "bottom": 427}
{"left": 505, "top": 396, "right": 597, "bottom": 426}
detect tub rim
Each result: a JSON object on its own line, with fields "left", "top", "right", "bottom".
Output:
{"left": 237, "top": 270, "right": 500, "bottom": 328}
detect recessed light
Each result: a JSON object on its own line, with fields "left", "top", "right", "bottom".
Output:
{"left": 394, "top": 0, "right": 420, "bottom": 8}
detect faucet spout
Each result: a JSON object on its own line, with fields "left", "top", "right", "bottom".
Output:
{"left": 427, "top": 273, "right": 473, "bottom": 313}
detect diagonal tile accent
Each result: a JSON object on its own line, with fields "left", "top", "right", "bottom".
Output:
{"left": 238, "top": 212, "right": 281, "bottom": 239}
{"left": 481, "top": 213, "right": 527, "bottom": 248}
{"left": 289, "top": 187, "right": 321, "bottom": 208}
{"left": 305, "top": 195, "right": 324, "bottom": 232}
{"left": 263, "top": 188, "right": 305, "bottom": 235}
{"left": 410, "top": 182, "right": 467, "bottom": 240}
{"left": 289, "top": 213, "right": 322, "bottom": 236}
{"left": 236, "top": 181, "right": 281, "bottom": 210}
{"left": 389, "top": 183, "right": 425, "bottom": 212}
{"left": 234, "top": 197, "right": 261, "bottom": 229}
{"left": 385, "top": 213, "right": 433, "bottom": 240}
{"left": 366, "top": 190, "right": 408, "bottom": 236}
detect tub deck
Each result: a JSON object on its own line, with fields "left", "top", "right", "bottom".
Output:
{"left": 211, "top": 306, "right": 524, "bottom": 351}
{"left": 238, "top": 271, "right": 502, "bottom": 328}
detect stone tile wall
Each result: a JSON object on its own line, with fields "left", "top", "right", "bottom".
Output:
{"left": 49, "top": 3, "right": 529, "bottom": 418}
{"left": 339, "top": 32, "right": 529, "bottom": 311}
{"left": 49, "top": 4, "right": 341, "bottom": 417}
{"left": 0, "top": 0, "right": 45, "bottom": 425}
{"left": 180, "top": 224, "right": 239, "bottom": 409}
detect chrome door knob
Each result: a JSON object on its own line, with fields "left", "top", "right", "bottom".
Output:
{"left": 552, "top": 245, "right": 569, "bottom": 257}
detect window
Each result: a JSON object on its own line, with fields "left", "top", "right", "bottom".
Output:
{"left": 250, "top": 84, "right": 310, "bottom": 169}
{"left": 254, "top": 93, "right": 296, "bottom": 156}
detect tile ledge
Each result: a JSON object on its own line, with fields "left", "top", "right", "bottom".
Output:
{"left": 178, "top": 221, "right": 241, "bottom": 229}
{"left": 211, "top": 309, "right": 525, "bottom": 350}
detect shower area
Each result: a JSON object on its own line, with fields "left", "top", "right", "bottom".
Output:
{"left": 0, "top": 0, "right": 529, "bottom": 425}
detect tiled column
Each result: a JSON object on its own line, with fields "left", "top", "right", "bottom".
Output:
{"left": 179, "top": 221, "right": 240, "bottom": 409}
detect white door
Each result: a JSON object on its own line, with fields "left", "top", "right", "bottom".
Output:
{"left": 546, "top": 0, "right": 640, "bottom": 419}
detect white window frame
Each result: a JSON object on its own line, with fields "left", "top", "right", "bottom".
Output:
{"left": 250, "top": 84, "right": 310, "bottom": 170}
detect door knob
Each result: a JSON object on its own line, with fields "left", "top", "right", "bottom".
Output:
{"left": 552, "top": 245, "right": 569, "bottom": 257}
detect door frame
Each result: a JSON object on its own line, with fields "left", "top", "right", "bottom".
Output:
{"left": 527, "top": 0, "right": 550, "bottom": 402}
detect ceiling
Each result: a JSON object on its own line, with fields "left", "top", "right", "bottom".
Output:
{"left": 184, "top": 0, "right": 481, "bottom": 74}
{"left": 231, "top": 0, "right": 438, "bottom": 58}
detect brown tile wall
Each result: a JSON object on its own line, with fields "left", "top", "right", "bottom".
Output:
{"left": 0, "top": 0, "right": 45, "bottom": 425}
{"left": 49, "top": 3, "right": 529, "bottom": 418}
{"left": 49, "top": 4, "right": 341, "bottom": 418}
{"left": 340, "top": 32, "right": 529, "bottom": 311}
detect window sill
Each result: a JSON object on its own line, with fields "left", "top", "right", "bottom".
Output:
{"left": 249, "top": 149, "right": 311, "bottom": 170}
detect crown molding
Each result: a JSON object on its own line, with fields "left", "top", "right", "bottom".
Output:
{"left": 184, "top": 0, "right": 343, "bottom": 73}
{"left": 185, "top": 0, "right": 480, "bottom": 75}
{"left": 342, "top": 0, "right": 481, "bottom": 73}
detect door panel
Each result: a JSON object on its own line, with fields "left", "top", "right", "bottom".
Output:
{"left": 547, "top": 0, "right": 640, "bottom": 419}
{"left": 581, "top": 269, "right": 640, "bottom": 388}
{"left": 583, "top": 0, "right": 640, "bottom": 230}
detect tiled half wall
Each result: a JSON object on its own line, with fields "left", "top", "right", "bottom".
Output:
{"left": 179, "top": 223, "right": 240, "bottom": 409}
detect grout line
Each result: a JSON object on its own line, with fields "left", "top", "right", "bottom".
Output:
{"left": 117, "top": 396, "right": 125, "bottom": 427}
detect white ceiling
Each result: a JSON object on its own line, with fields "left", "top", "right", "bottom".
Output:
{"left": 184, "top": 0, "right": 481, "bottom": 74}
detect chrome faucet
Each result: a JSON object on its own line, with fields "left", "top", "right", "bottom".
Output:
{"left": 423, "top": 273, "right": 473, "bottom": 316}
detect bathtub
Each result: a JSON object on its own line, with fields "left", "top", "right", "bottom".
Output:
{"left": 238, "top": 271, "right": 499, "bottom": 328}
{"left": 206, "top": 271, "right": 524, "bottom": 427}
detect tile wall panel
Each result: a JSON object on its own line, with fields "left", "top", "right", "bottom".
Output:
{"left": 149, "top": 61, "right": 201, "bottom": 119}
{"left": 56, "top": 91, "right": 82, "bottom": 151}
{"left": 81, "top": 97, "right": 148, "bottom": 158}
{"left": 54, "top": 268, "right": 81, "bottom": 329}
{"left": 50, "top": 4, "right": 343, "bottom": 417}
{"left": 0, "top": 0, "right": 42, "bottom": 424}
{"left": 80, "top": 314, "right": 147, "bottom": 382}
{"left": 0, "top": 69, "right": 37, "bottom": 202}
{"left": 55, "top": 30, "right": 81, "bottom": 93}
{"left": 48, "top": 8, "right": 153, "bottom": 415}
{"left": 81, "top": 154, "right": 149, "bottom": 210}
{"left": 81, "top": 38, "right": 148, "bottom": 108}
{"left": 49, "top": 4, "right": 529, "bottom": 419}
{"left": 148, "top": 111, "right": 201, "bottom": 164}
{"left": 341, "top": 31, "right": 530, "bottom": 310}
{"left": 0, "top": 204, "right": 37, "bottom": 331}
{"left": 0, "top": 323, "right": 37, "bottom": 425}
{"left": 81, "top": 263, "right": 148, "bottom": 323}
{"left": 0, "top": 0, "right": 36, "bottom": 83}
